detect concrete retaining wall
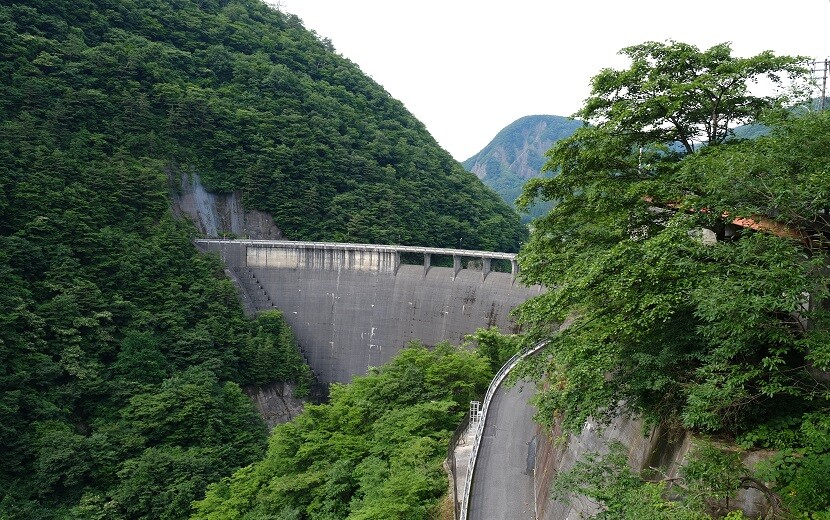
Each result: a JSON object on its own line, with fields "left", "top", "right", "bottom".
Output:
{"left": 533, "top": 413, "right": 775, "bottom": 520}
{"left": 534, "top": 414, "right": 691, "bottom": 520}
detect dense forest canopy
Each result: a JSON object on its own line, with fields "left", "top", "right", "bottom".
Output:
{"left": 515, "top": 41, "right": 830, "bottom": 516}
{"left": 0, "top": 0, "right": 524, "bottom": 518}
{"left": 0, "top": 0, "right": 525, "bottom": 252}
{"left": 191, "top": 344, "right": 493, "bottom": 520}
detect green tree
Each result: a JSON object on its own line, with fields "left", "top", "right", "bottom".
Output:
{"left": 467, "top": 326, "right": 520, "bottom": 372}
{"left": 192, "top": 344, "right": 492, "bottom": 520}
{"left": 110, "top": 365, "right": 267, "bottom": 519}
{"left": 240, "top": 310, "right": 312, "bottom": 390}
{"left": 575, "top": 40, "right": 808, "bottom": 153}
{"left": 516, "top": 41, "right": 829, "bottom": 436}
{"left": 740, "top": 411, "right": 830, "bottom": 517}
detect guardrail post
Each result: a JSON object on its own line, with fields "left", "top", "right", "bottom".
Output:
{"left": 393, "top": 249, "right": 401, "bottom": 275}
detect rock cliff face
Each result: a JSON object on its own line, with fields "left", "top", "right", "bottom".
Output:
{"left": 462, "top": 115, "right": 581, "bottom": 220}
{"left": 170, "top": 169, "right": 282, "bottom": 239}
{"left": 464, "top": 115, "right": 580, "bottom": 183}
{"left": 170, "top": 170, "right": 305, "bottom": 426}
{"left": 534, "top": 414, "right": 774, "bottom": 519}
{"left": 244, "top": 382, "right": 305, "bottom": 429}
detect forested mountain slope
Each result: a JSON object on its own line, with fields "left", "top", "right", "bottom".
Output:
{"left": 462, "top": 115, "right": 581, "bottom": 221}
{"left": 0, "top": 0, "right": 522, "bottom": 518}
{"left": 0, "top": 0, "right": 525, "bottom": 252}
{"left": 463, "top": 114, "right": 767, "bottom": 225}
{"left": 192, "top": 344, "right": 493, "bottom": 520}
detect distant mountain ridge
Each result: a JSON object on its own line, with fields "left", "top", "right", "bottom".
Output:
{"left": 463, "top": 115, "right": 581, "bottom": 180}
{"left": 463, "top": 115, "right": 582, "bottom": 221}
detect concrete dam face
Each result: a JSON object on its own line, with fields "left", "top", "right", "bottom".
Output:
{"left": 197, "top": 240, "right": 543, "bottom": 384}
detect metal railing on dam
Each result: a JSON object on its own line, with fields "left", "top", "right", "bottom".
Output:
{"left": 196, "top": 239, "right": 542, "bottom": 384}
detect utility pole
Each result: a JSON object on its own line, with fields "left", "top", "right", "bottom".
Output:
{"left": 811, "top": 59, "right": 829, "bottom": 110}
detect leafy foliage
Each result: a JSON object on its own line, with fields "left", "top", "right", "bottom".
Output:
{"left": 515, "top": 41, "right": 830, "bottom": 514}
{"left": 741, "top": 412, "right": 830, "bottom": 516}
{"left": 0, "top": 212, "right": 308, "bottom": 519}
{"left": 517, "top": 41, "right": 828, "bottom": 431}
{"left": 466, "top": 326, "right": 521, "bottom": 373}
{"left": 576, "top": 40, "right": 808, "bottom": 153}
{"left": 0, "top": 0, "right": 525, "bottom": 252}
{"left": 679, "top": 442, "right": 745, "bottom": 513}
{"left": 551, "top": 440, "right": 769, "bottom": 519}
{"left": 0, "top": 0, "right": 528, "bottom": 517}
{"left": 241, "top": 311, "right": 312, "bottom": 392}
{"left": 192, "top": 344, "right": 492, "bottom": 520}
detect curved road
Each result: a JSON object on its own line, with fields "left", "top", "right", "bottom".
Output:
{"left": 468, "top": 379, "right": 537, "bottom": 519}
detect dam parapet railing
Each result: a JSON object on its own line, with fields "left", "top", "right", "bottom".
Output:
{"left": 195, "top": 239, "right": 521, "bottom": 278}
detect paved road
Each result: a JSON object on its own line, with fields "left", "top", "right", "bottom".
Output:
{"left": 468, "top": 379, "right": 537, "bottom": 519}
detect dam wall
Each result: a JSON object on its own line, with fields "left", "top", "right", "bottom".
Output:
{"left": 196, "top": 240, "right": 542, "bottom": 384}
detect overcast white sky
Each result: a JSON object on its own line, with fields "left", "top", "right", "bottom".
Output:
{"left": 276, "top": 1, "right": 830, "bottom": 161}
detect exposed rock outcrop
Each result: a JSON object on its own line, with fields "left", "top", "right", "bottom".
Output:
{"left": 462, "top": 114, "right": 581, "bottom": 182}
{"left": 169, "top": 168, "right": 282, "bottom": 239}
{"left": 534, "top": 414, "right": 777, "bottom": 520}
{"left": 243, "top": 382, "right": 305, "bottom": 429}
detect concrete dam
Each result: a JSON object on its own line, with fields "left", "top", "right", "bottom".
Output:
{"left": 196, "top": 239, "right": 543, "bottom": 384}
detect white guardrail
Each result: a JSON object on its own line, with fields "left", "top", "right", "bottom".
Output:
{"left": 459, "top": 340, "right": 549, "bottom": 519}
